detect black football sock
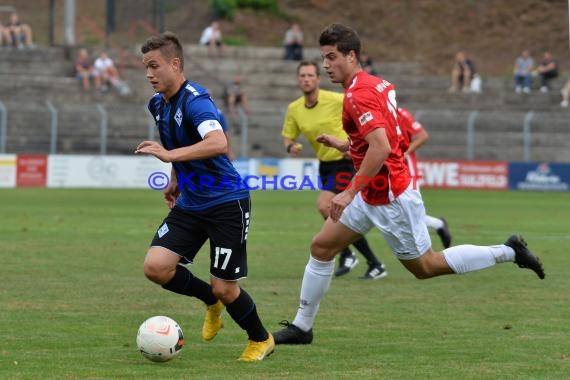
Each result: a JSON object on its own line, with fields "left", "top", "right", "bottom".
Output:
{"left": 339, "top": 247, "right": 353, "bottom": 259}
{"left": 352, "top": 237, "right": 382, "bottom": 267}
{"left": 225, "top": 288, "right": 269, "bottom": 342}
{"left": 162, "top": 266, "right": 218, "bottom": 306}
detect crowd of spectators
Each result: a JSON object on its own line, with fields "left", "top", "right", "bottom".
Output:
{"left": 3, "top": 10, "right": 569, "bottom": 109}
{"left": 445, "top": 48, "right": 566, "bottom": 106}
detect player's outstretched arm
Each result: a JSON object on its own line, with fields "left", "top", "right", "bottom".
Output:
{"left": 135, "top": 140, "right": 173, "bottom": 162}
{"left": 316, "top": 134, "right": 349, "bottom": 152}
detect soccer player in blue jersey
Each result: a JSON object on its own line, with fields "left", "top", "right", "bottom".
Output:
{"left": 135, "top": 32, "right": 274, "bottom": 361}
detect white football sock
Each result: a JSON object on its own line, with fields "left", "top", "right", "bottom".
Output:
{"left": 292, "top": 256, "right": 335, "bottom": 332}
{"left": 442, "top": 244, "right": 515, "bottom": 274}
{"left": 425, "top": 215, "right": 444, "bottom": 230}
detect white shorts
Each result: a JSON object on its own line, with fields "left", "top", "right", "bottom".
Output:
{"left": 339, "top": 185, "right": 432, "bottom": 260}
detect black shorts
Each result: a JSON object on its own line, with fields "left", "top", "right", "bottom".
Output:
{"left": 318, "top": 159, "right": 356, "bottom": 195}
{"left": 150, "top": 198, "right": 251, "bottom": 281}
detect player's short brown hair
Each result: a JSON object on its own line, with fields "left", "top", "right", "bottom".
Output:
{"left": 319, "top": 23, "right": 361, "bottom": 62}
{"left": 297, "top": 61, "right": 320, "bottom": 76}
{"left": 141, "top": 31, "right": 184, "bottom": 71}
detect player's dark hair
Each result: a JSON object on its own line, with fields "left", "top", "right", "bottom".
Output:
{"left": 319, "top": 23, "right": 361, "bottom": 62}
{"left": 297, "top": 61, "right": 320, "bottom": 76}
{"left": 141, "top": 31, "right": 184, "bottom": 71}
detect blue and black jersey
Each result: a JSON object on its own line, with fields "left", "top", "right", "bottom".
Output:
{"left": 147, "top": 80, "right": 248, "bottom": 211}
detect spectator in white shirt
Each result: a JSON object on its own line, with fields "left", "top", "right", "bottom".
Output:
{"left": 199, "top": 21, "right": 224, "bottom": 56}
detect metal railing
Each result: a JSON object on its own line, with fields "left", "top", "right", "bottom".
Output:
{"left": 0, "top": 103, "right": 568, "bottom": 162}
{"left": 0, "top": 101, "right": 6, "bottom": 153}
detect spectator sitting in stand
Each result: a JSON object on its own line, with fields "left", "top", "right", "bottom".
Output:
{"left": 535, "top": 51, "right": 558, "bottom": 93}
{"left": 199, "top": 21, "right": 224, "bottom": 56}
{"left": 6, "top": 12, "right": 35, "bottom": 49}
{"left": 225, "top": 75, "right": 250, "bottom": 117}
{"left": 283, "top": 23, "right": 303, "bottom": 61}
{"left": 94, "top": 51, "right": 131, "bottom": 95}
{"left": 449, "top": 51, "right": 475, "bottom": 93}
{"left": 75, "top": 48, "right": 95, "bottom": 90}
{"left": 223, "top": 75, "right": 250, "bottom": 135}
{"left": 514, "top": 49, "right": 534, "bottom": 94}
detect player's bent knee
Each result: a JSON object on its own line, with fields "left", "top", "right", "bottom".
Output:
{"left": 143, "top": 261, "right": 170, "bottom": 285}
{"left": 210, "top": 281, "right": 239, "bottom": 304}
{"left": 410, "top": 268, "right": 434, "bottom": 280}
{"left": 310, "top": 239, "right": 337, "bottom": 261}
{"left": 316, "top": 203, "right": 330, "bottom": 218}
{"left": 402, "top": 261, "right": 438, "bottom": 280}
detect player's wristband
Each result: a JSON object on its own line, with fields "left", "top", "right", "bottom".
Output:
{"left": 286, "top": 143, "right": 295, "bottom": 153}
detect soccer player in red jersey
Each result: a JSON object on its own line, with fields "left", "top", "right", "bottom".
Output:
{"left": 273, "top": 23, "right": 544, "bottom": 345}
{"left": 397, "top": 107, "right": 451, "bottom": 248}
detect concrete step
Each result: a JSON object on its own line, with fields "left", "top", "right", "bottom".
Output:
{"left": 0, "top": 46, "right": 67, "bottom": 62}
{"left": 0, "top": 60, "right": 71, "bottom": 76}
{"left": 0, "top": 73, "right": 142, "bottom": 104}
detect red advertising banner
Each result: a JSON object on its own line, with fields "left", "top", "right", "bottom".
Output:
{"left": 16, "top": 155, "right": 47, "bottom": 187}
{"left": 418, "top": 160, "right": 508, "bottom": 190}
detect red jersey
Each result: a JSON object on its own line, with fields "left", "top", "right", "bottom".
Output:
{"left": 342, "top": 71, "right": 410, "bottom": 205}
{"left": 397, "top": 107, "right": 424, "bottom": 177}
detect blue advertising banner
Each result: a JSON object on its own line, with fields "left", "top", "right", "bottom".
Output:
{"left": 508, "top": 162, "right": 570, "bottom": 191}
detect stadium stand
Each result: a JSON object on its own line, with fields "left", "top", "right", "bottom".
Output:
{"left": 0, "top": 43, "right": 568, "bottom": 161}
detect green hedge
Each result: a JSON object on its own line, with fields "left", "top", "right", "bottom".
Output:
{"left": 209, "top": 0, "right": 278, "bottom": 19}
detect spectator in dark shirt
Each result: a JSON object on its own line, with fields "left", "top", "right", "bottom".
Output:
{"left": 536, "top": 51, "right": 558, "bottom": 93}
{"left": 283, "top": 23, "right": 303, "bottom": 61}
{"left": 225, "top": 75, "right": 250, "bottom": 117}
{"left": 75, "top": 48, "right": 94, "bottom": 90}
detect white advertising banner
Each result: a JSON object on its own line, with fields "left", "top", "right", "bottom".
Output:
{"left": 0, "top": 154, "right": 16, "bottom": 188}
{"left": 47, "top": 155, "right": 171, "bottom": 188}
{"left": 278, "top": 158, "right": 320, "bottom": 190}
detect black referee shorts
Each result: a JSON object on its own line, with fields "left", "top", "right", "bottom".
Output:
{"left": 319, "top": 159, "right": 355, "bottom": 195}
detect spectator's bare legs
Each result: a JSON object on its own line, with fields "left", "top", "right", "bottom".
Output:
{"left": 1, "top": 28, "right": 10, "bottom": 46}
{"left": 8, "top": 25, "right": 22, "bottom": 47}
{"left": 94, "top": 73, "right": 103, "bottom": 90}
{"left": 208, "top": 39, "right": 224, "bottom": 57}
{"left": 207, "top": 39, "right": 224, "bottom": 57}
{"left": 462, "top": 66, "right": 472, "bottom": 91}
{"left": 105, "top": 67, "right": 120, "bottom": 86}
{"left": 561, "top": 81, "right": 570, "bottom": 108}
{"left": 450, "top": 64, "right": 461, "bottom": 92}
{"left": 80, "top": 71, "right": 90, "bottom": 90}
{"left": 21, "top": 24, "right": 33, "bottom": 47}
{"left": 207, "top": 39, "right": 216, "bottom": 56}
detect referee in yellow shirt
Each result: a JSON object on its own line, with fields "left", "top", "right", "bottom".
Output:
{"left": 281, "top": 61, "right": 386, "bottom": 280}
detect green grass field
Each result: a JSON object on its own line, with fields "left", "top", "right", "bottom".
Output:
{"left": 1, "top": 188, "right": 569, "bottom": 379}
